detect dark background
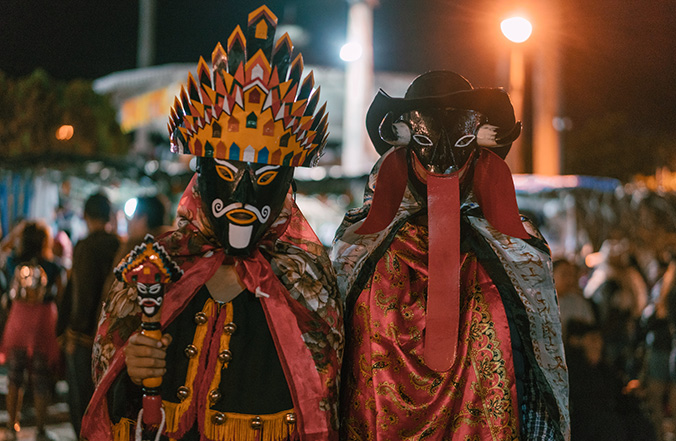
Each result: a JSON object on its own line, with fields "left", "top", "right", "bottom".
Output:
{"left": 2, "top": 0, "right": 675, "bottom": 180}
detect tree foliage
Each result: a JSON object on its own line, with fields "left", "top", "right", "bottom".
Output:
{"left": 0, "top": 69, "right": 129, "bottom": 166}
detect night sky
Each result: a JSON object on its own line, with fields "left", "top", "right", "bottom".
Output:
{"left": 2, "top": 0, "right": 676, "bottom": 176}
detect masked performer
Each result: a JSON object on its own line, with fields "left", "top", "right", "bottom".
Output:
{"left": 333, "top": 71, "right": 569, "bottom": 440}
{"left": 81, "top": 6, "right": 342, "bottom": 441}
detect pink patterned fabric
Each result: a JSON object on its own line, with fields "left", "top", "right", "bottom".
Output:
{"left": 341, "top": 222, "right": 519, "bottom": 440}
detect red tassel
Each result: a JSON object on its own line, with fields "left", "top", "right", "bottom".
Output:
{"left": 355, "top": 147, "right": 408, "bottom": 235}
{"left": 142, "top": 395, "right": 162, "bottom": 426}
{"left": 473, "top": 149, "right": 530, "bottom": 239}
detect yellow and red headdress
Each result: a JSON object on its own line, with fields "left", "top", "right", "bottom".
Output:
{"left": 168, "top": 6, "right": 329, "bottom": 167}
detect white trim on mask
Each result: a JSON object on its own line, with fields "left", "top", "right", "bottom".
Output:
{"left": 211, "top": 200, "right": 271, "bottom": 223}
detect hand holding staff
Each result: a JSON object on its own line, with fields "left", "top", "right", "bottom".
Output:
{"left": 114, "top": 234, "right": 183, "bottom": 428}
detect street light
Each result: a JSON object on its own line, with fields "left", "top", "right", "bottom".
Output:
{"left": 341, "top": 0, "right": 378, "bottom": 177}
{"left": 501, "top": 16, "right": 533, "bottom": 43}
{"left": 340, "top": 41, "right": 363, "bottom": 62}
{"left": 500, "top": 15, "right": 532, "bottom": 174}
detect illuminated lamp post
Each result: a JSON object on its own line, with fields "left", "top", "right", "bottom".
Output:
{"left": 340, "top": 0, "right": 379, "bottom": 177}
{"left": 501, "top": 15, "right": 532, "bottom": 174}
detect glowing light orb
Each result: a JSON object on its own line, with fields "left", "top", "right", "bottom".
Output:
{"left": 56, "top": 124, "right": 74, "bottom": 140}
{"left": 124, "top": 198, "right": 138, "bottom": 218}
{"left": 340, "top": 42, "right": 363, "bottom": 62}
{"left": 501, "top": 17, "right": 533, "bottom": 43}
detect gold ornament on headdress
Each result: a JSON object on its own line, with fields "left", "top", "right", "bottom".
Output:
{"left": 168, "top": 5, "right": 329, "bottom": 167}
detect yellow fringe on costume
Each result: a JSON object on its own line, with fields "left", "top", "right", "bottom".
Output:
{"left": 111, "top": 300, "right": 296, "bottom": 441}
{"left": 203, "top": 408, "right": 295, "bottom": 441}
{"left": 112, "top": 418, "right": 133, "bottom": 441}
{"left": 112, "top": 408, "right": 296, "bottom": 441}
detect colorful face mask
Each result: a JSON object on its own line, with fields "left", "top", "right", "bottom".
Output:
{"left": 114, "top": 235, "right": 184, "bottom": 317}
{"left": 167, "top": 6, "right": 328, "bottom": 256}
{"left": 196, "top": 157, "right": 294, "bottom": 255}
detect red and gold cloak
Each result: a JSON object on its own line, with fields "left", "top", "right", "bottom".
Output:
{"left": 82, "top": 175, "right": 343, "bottom": 441}
{"left": 332, "top": 154, "right": 569, "bottom": 440}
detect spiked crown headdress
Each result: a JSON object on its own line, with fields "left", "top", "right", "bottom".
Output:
{"left": 114, "top": 235, "right": 183, "bottom": 286}
{"left": 168, "top": 6, "right": 329, "bottom": 167}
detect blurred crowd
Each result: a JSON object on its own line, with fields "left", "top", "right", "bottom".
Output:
{"left": 1, "top": 189, "right": 676, "bottom": 440}
{"left": 0, "top": 191, "right": 168, "bottom": 441}
{"left": 557, "top": 234, "right": 676, "bottom": 441}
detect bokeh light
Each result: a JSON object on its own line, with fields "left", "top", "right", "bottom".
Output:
{"left": 501, "top": 16, "right": 533, "bottom": 43}
{"left": 124, "top": 198, "right": 138, "bottom": 218}
{"left": 340, "top": 42, "right": 363, "bottom": 62}
{"left": 55, "top": 124, "right": 74, "bottom": 140}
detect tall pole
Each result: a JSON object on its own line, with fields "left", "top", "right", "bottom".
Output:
{"left": 506, "top": 46, "right": 526, "bottom": 174}
{"left": 501, "top": 16, "right": 532, "bottom": 174}
{"left": 137, "top": 0, "right": 156, "bottom": 69}
{"left": 532, "top": 0, "right": 561, "bottom": 175}
{"left": 341, "top": 0, "right": 378, "bottom": 177}
{"left": 135, "top": 0, "right": 157, "bottom": 156}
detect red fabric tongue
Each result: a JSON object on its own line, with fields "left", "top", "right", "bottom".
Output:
{"left": 356, "top": 147, "right": 408, "bottom": 235}
{"left": 473, "top": 149, "right": 530, "bottom": 239}
{"left": 424, "top": 173, "right": 460, "bottom": 372}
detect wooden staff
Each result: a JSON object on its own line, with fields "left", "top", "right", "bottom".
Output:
{"left": 114, "top": 234, "right": 183, "bottom": 428}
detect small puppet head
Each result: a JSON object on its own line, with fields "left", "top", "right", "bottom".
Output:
{"left": 114, "top": 235, "right": 183, "bottom": 318}
{"left": 168, "top": 6, "right": 328, "bottom": 255}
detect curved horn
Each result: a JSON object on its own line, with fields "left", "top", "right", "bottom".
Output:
{"left": 476, "top": 121, "right": 522, "bottom": 147}
{"left": 378, "top": 112, "right": 412, "bottom": 146}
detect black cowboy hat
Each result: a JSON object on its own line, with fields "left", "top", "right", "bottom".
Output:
{"left": 366, "top": 71, "right": 519, "bottom": 157}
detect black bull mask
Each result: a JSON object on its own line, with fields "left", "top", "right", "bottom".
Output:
{"left": 357, "top": 71, "right": 530, "bottom": 372}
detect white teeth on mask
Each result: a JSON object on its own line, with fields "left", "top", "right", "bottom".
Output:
{"left": 229, "top": 224, "right": 253, "bottom": 249}
{"left": 143, "top": 306, "right": 156, "bottom": 315}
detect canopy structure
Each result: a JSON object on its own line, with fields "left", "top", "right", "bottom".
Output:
{"left": 513, "top": 174, "right": 676, "bottom": 264}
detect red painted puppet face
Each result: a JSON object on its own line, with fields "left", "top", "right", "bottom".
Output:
{"left": 126, "top": 264, "right": 166, "bottom": 318}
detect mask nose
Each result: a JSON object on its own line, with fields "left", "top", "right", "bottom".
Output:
{"left": 229, "top": 166, "right": 256, "bottom": 202}
{"left": 429, "top": 129, "right": 459, "bottom": 174}
{"left": 413, "top": 129, "right": 459, "bottom": 175}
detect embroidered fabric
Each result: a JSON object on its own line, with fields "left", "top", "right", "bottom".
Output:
{"left": 332, "top": 153, "right": 570, "bottom": 440}
{"left": 83, "top": 174, "right": 343, "bottom": 441}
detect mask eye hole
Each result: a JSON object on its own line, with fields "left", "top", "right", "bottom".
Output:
{"left": 137, "top": 283, "right": 148, "bottom": 294}
{"left": 216, "top": 165, "right": 235, "bottom": 181}
{"left": 256, "top": 170, "right": 278, "bottom": 185}
{"left": 412, "top": 134, "right": 434, "bottom": 146}
{"left": 149, "top": 284, "right": 161, "bottom": 294}
{"left": 455, "top": 134, "right": 476, "bottom": 148}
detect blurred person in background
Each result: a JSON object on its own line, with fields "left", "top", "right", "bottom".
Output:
{"left": 1, "top": 221, "right": 66, "bottom": 441}
{"left": 639, "top": 264, "right": 676, "bottom": 441}
{"left": 52, "top": 230, "right": 73, "bottom": 277}
{"left": 584, "top": 237, "right": 649, "bottom": 378}
{"left": 118, "top": 195, "right": 169, "bottom": 261}
{"left": 567, "top": 320, "right": 656, "bottom": 441}
{"left": 554, "top": 257, "right": 596, "bottom": 338}
{"left": 58, "top": 192, "right": 120, "bottom": 436}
